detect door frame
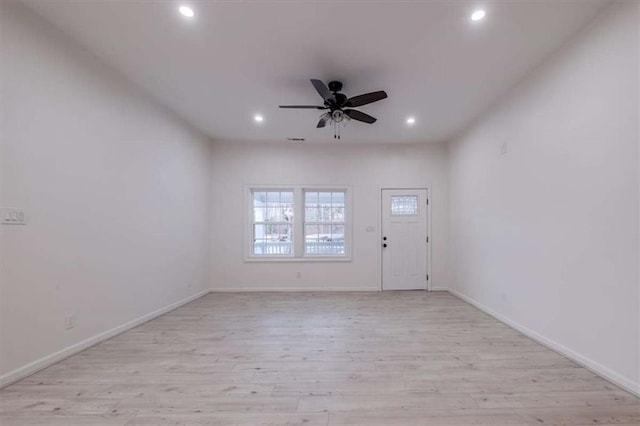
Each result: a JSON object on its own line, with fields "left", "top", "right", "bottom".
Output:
{"left": 379, "top": 187, "right": 432, "bottom": 291}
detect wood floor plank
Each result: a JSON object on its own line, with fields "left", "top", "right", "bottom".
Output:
{"left": 124, "top": 412, "right": 329, "bottom": 425}
{"left": 327, "top": 409, "right": 533, "bottom": 425}
{"left": 1, "top": 292, "right": 637, "bottom": 425}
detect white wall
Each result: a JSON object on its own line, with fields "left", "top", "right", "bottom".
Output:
{"left": 448, "top": 0, "right": 639, "bottom": 394}
{"left": 0, "top": 1, "right": 213, "bottom": 382}
{"left": 210, "top": 141, "right": 449, "bottom": 291}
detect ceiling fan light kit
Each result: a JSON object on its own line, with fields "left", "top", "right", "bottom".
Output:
{"left": 280, "top": 79, "right": 388, "bottom": 140}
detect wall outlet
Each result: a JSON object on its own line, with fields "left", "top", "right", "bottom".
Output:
{"left": 500, "top": 142, "right": 508, "bottom": 155}
{"left": 65, "top": 314, "right": 76, "bottom": 330}
{"left": 1, "top": 208, "right": 27, "bottom": 225}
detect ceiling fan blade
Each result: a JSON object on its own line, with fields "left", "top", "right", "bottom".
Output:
{"left": 345, "top": 90, "right": 388, "bottom": 108}
{"left": 310, "top": 79, "right": 334, "bottom": 102}
{"left": 344, "top": 109, "right": 377, "bottom": 124}
{"left": 316, "top": 112, "right": 331, "bottom": 128}
{"left": 279, "top": 105, "right": 327, "bottom": 109}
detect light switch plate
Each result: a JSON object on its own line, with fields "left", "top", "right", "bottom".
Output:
{"left": 1, "top": 208, "right": 27, "bottom": 225}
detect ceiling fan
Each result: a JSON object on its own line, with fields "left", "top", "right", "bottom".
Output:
{"left": 279, "top": 79, "right": 388, "bottom": 139}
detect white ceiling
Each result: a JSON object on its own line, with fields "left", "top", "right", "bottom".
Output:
{"left": 25, "top": 0, "right": 610, "bottom": 144}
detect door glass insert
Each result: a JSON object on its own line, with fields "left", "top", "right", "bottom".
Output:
{"left": 391, "top": 195, "right": 418, "bottom": 216}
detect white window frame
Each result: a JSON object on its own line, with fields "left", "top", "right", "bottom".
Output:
{"left": 245, "top": 185, "right": 352, "bottom": 262}
{"left": 249, "top": 188, "right": 295, "bottom": 258}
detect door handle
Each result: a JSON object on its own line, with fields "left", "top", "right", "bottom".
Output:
{"left": 383, "top": 243, "right": 387, "bottom": 248}
{"left": 383, "top": 236, "right": 387, "bottom": 241}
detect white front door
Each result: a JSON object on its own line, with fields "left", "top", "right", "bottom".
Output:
{"left": 382, "top": 189, "right": 429, "bottom": 291}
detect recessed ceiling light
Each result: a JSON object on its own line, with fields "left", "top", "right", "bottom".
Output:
{"left": 471, "top": 10, "right": 486, "bottom": 21}
{"left": 179, "top": 6, "right": 195, "bottom": 18}
{"left": 254, "top": 114, "right": 264, "bottom": 123}
{"left": 406, "top": 117, "right": 416, "bottom": 125}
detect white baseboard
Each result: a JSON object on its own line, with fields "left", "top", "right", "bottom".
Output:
{"left": 210, "top": 286, "right": 447, "bottom": 292}
{"left": 211, "top": 286, "right": 379, "bottom": 292}
{"left": 447, "top": 288, "right": 640, "bottom": 398}
{"left": 0, "top": 289, "right": 211, "bottom": 389}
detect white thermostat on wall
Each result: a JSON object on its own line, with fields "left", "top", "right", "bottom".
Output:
{"left": 1, "top": 208, "right": 27, "bottom": 225}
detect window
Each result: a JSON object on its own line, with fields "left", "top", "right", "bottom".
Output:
{"left": 304, "top": 191, "right": 345, "bottom": 256}
{"left": 391, "top": 195, "right": 418, "bottom": 216}
{"left": 251, "top": 190, "right": 294, "bottom": 256}
{"left": 247, "top": 186, "right": 350, "bottom": 260}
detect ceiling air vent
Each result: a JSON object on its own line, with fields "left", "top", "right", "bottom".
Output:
{"left": 287, "top": 138, "right": 305, "bottom": 142}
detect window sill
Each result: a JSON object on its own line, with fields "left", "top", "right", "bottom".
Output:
{"left": 244, "top": 256, "right": 352, "bottom": 263}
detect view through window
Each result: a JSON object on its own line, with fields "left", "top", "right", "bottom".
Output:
{"left": 252, "top": 190, "right": 294, "bottom": 255}
{"left": 304, "top": 191, "right": 345, "bottom": 255}
{"left": 249, "top": 187, "right": 348, "bottom": 259}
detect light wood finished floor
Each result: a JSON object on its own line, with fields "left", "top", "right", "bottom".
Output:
{"left": 1, "top": 292, "right": 638, "bottom": 425}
